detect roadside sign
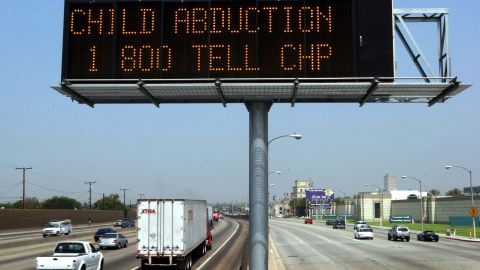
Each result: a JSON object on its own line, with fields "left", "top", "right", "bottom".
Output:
{"left": 469, "top": 207, "right": 478, "bottom": 217}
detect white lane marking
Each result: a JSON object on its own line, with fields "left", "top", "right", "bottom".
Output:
{"left": 196, "top": 220, "right": 240, "bottom": 270}
{"left": 271, "top": 225, "right": 338, "bottom": 266}
{"left": 129, "top": 221, "right": 240, "bottom": 270}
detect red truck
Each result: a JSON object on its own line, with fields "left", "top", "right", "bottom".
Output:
{"left": 213, "top": 210, "right": 220, "bottom": 222}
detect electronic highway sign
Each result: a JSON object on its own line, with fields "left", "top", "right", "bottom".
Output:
{"left": 61, "top": 0, "right": 394, "bottom": 80}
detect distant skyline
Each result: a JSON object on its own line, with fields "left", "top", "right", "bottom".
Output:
{"left": 0, "top": 0, "right": 478, "bottom": 205}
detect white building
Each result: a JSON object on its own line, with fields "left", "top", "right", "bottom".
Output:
{"left": 291, "top": 180, "right": 311, "bottom": 199}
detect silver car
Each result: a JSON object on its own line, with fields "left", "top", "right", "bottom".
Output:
{"left": 98, "top": 233, "right": 128, "bottom": 249}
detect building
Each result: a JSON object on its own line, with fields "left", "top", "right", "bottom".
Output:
{"left": 291, "top": 180, "right": 311, "bottom": 199}
{"left": 354, "top": 174, "right": 427, "bottom": 222}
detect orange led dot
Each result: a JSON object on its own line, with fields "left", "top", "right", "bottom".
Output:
{"left": 70, "top": 9, "right": 86, "bottom": 35}
{"left": 140, "top": 9, "right": 155, "bottom": 35}
{"left": 283, "top": 6, "right": 293, "bottom": 33}
{"left": 298, "top": 6, "right": 314, "bottom": 33}
{"left": 211, "top": 8, "right": 224, "bottom": 34}
{"left": 192, "top": 45, "right": 207, "bottom": 71}
{"left": 228, "top": 7, "right": 242, "bottom": 33}
{"left": 175, "top": 8, "right": 189, "bottom": 34}
{"left": 89, "top": 46, "right": 97, "bottom": 72}
{"left": 317, "top": 6, "right": 332, "bottom": 33}
{"left": 160, "top": 45, "right": 172, "bottom": 71}
{"left": 108, "top": 9, "right": 115, "bottom": 35}
{"left": 139, "top": 45, "right": 154, "bottom": 72}
{"left": 122, "top": 9, "right": 136, "bottom": 34}
{"left": 262, "top": 7, "right": 277, "bottom": 33}
{"left": 192, "top": 8, "right": 207, "bottom": 34}
{"left": 88, "top": 8, "right": 103, "bottom": 35}
{"left": 121, "top": 46, "right": 136, "bottom": 72}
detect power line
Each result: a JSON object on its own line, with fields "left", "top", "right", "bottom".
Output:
{"left": 85, "top": 181, "right": 96, "bottom": 210}
{"left": 16, "top": 167, "right": 32, "bottom": 209}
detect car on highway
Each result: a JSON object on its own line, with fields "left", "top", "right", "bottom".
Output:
{"left": 36, "top": 241, "right": 103, "bottom": 270}
{"left": 120, "top": 218, "right": 135, "bottom": 228}
{"left": 113, "top": 219, "right": 123, "bottom": 227}
{"left": 354, "top": 227, "right": 374, "bottom": 240}
{"left": 42, "top": 219, "right": 72, "bottom": 238}
{"left": 325, "top": 220, "right": 336, "bottom": 226}
{"left": 304, "top": 218, "right": 313, "bottom": 224}
{"left": 94, "top": 228, "right": 117, "bottom": 242}
{"left": 353, "top": 227, "right": 373, "bottom": 240}
{"left": 333, "top": 220, "right": 346, "bottom": 229}
{"left": 417, "top": 231, "right": 439, "bottom": 242}
{"left": 353, "top": 220, "right": 367, "bottom": 230}
{"left": 99, "top": 233, "right": 128, "bottom": 249}
{"left": 388, "top": 225, "right": 410, "bottom": 241}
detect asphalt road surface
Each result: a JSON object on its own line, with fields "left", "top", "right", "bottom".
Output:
{"left": 0, "top": 217, "right": 247, "bottom": 270}
{"left": 270, "top": 219, "right": 480, "bottom": 270}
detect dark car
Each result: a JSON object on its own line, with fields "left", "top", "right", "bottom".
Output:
{"left": 304, "top": 218, "right": 313, "bottom": 224}
{"left": 121, "top": 218, "right": 135, "bottom": 228}
{"left": 326, "top": 220, "right": 336, "bottom": 226}
{"left": 333, "top": 220, "right": 346, "bottom": 229}
{"left": 417, "top": 231, "right": 439, "bottom": 242}
{"left": 94, "top": 228, "right": 117, "bottom": 242}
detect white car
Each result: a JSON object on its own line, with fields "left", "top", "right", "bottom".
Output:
{"left": 354, "top": 227, "right": 374, "bottom": 240}
{"left": 42, "top": 219, "right": 72, "bottom": 237}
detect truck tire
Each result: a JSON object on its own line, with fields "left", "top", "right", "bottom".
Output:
{"left": 406, "top": 237, "right": 410, "bottom": 242}
{"left": 99, "top": 260, "right": 104, "bottom": 270}
{"left": 387, "top": 234, "right": 391, "bottom": 240}
{"left": 177, "top": 255, "right": 192, "bottom": 270}
{"left": 65, "top": 231, "right": 70, "bottom": 235}
{"left": 141, "top": 259, "right": 148, "bottom": 270}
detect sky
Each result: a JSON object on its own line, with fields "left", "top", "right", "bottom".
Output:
{"left": 0, "top": 0, "right": 478, "bottom": 205}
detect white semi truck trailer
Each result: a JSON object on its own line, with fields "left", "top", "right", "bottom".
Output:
{"left": 137, "top": 199, "right": 212, "bottom": 270}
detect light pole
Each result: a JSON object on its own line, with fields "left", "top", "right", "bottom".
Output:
{"left": 334, "top": 190, "right": 348, "bottom": 223}
{"left": 445, "top": 165, "right": 476, "bottom": 238}
{"left": 270, "top": 183, "right": 275, "bottom": 217}
{"left": 268, "top": 132, "right": 302, "bottom": 145}
{"left": 365, "top": 184, "right": 383, "bottom": 227}
{"left": 401, "top": 176, "right": 424, "bottom": 232}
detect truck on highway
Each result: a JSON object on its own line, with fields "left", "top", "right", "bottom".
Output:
{"left": 42, "top": 219, "right": 72, "bottom": 237}
{"left": 137, "top": 199, "right": 213, "bottom": 270}
{"left": 212, "top": 209, "right": 220, "bottom": 222}
{"left": 35, "top": 241, "right": 104, "bottom": 270}
{"left": 388, "top": 225, "right": 410, "bottom": 241}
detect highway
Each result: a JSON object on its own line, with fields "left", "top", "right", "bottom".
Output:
{"left": 0, "top": 217, "right": 247, "bottom": 270}
{"left": 270, "top": 218, "right": 480, "bottom": 270}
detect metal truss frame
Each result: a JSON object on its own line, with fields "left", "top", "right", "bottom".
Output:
{"left": 394, "top": 8, "right": 450, "bottom": 82}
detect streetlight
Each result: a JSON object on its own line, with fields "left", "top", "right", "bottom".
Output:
{"left": 401, "top": 176, "right": 424, "bottom": 232}
{"left": 445, "top": 165, "right": 476, "bottom": 238}
{"left": 268, "top": 132, "right": 302, "bottom": 145}
{"left": 334, "top": 190, "right": 348, "bottom": 223}
{"left": 365, "top": 184, "right": 383, "bottom": 227}
{"left": 270, "top": 184, "right": 276, "bottom": 217}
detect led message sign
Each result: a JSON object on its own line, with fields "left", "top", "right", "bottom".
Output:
{"left": 62, "top": 0, "right": 393, "bottom": 80}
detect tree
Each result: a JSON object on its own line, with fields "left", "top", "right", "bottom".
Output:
{"left": 445, "top": 188, "right": 463, "bottom": 197}
{"left": 428, "top": 189, "right": 441, "bottom": 197}
{"left": 0, "top": 202, "right": 13, "bottom": 209}
{"left": 12, "top": 197, "right": 41, "bottom": 209}
{"left": 42, "top": 196, "right": 82, "bottom": 209}
{"left": 93, "top": 194, "right": 124, "bottom": 210}
{"left": 289, "top": 197, "right": 306, "bottom": 216}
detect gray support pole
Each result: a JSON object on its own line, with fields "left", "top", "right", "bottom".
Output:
{"left": 248, "top": 102, "right": 269, "bottom": 270}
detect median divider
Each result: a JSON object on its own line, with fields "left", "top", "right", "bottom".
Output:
{"left": 268, "top": 234, "right": 285, "bottom": 270}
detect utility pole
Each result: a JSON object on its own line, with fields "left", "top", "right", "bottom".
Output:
{"left": 85, "top": 181, "right": 96, "bottom": 210}
{"left": 16, "top": 167, "right": 32, "bottom": 209}
{"left": 121, "top": 188, "right": 129, "bottom": 218}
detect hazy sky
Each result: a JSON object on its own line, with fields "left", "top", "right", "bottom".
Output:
{"left": 0, "top": 0, "right": 478, "bottom": 205}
